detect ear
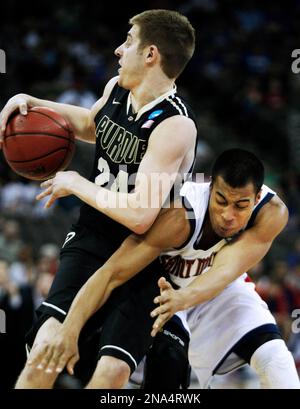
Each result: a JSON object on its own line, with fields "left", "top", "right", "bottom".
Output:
{"left": 145, "top": 45, "right": 159, "bottom": 64}
{"left": 254, "top": 189, "right": 262, "bottom": 205}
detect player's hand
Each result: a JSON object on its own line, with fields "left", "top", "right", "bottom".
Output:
{"left": 150, "top": 277, "right": 184, "bottom": 337}
{"left": 0, "top": 94, "right": 31, "bottom": 148}
{"left": 27, "top": 329, "right": 80, "bottom": 376}
{"left": 36, "top": 171, "right": 80, "bottom": 208}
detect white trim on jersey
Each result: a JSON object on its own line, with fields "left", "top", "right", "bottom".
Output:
{"left": 166, "top": 96, "right": 189, "bottom": 117}
{"left": 174, "top": 96, "right": 188, "bottom": 116}
{"left": 100, "top": 345, "right": 138, "bottom": 370}
{"left": 41, "top": 302, "right": 67, "bottom": 316}
{"left": 25, "top": 343, "right": 31, "bottom": 358}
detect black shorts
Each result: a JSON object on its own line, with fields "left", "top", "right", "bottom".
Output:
{"left": 26, "top": 223, "right": 166, "bottom": 381}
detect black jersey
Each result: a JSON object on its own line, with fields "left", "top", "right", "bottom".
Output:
{"left": 78, "top": 82, "right": 197, "bottom": 246}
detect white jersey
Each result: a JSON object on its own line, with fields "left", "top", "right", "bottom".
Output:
{"left": 160, "top": 182, "right": 275, "bottom": 288}
{"left": 160, "top": 182, "right": 278, "bottom": 388}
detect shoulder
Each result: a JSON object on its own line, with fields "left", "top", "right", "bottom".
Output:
{"left": 102, "top": 76, "right": 120, "bottom": 99}
{"left": 257, "top": 194, "right": 288, "bottom": 222}
{"left": 148, "top": 115, "right": 197, "bottom": 149}
{"left": 156, "top": 115, "right": 197, "bottom": 136}
{"left": 252, "top": 194, "right": 289, "bottom": 242}
{"left": 181, "top": 181, "right": 209, "bottom": 197}
{"left": 147, "top": 90, "right": 197, "bottom": 138}
{"left": 160, "top": 114, "right": 197, "bottom": 128}
{"left": 90, "top": 76, "right": 120, "bottom": 119}
{"left": 146, "top": 206, "right": 190, "bottom": 249}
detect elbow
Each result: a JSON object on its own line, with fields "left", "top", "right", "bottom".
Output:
{"left": 109, "top": 273, "right": 127, "bottom": 291}
{"left": 129, "top": 212, "right": 156, "bottom": 235}
{"left": 131, "top": 223, "right": 151, "bottom": 235}
{"left": 107, "top": 280, "right": 119, "bottom": 293}
{"left": 131, "top": 219, "right": 154, "bottom": 235}
{"left": 125, "top": 192, "right": 160, "bottom": 234}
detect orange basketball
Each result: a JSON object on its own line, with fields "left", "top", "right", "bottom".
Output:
{"left": 3, "top": 106, "right": 75, "bottom": 180}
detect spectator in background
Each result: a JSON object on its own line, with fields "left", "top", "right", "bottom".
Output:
{"left": 9, "top": 244, "right": 35, "bottom": 286}
{"left": 37, "top": 243, "right": 60, "bottom": 276}
{"left": 32, "top": 271, "right": 54, "bottom": 310}
{"left": 57, "top": 74, "right": 97, "bottom": 109}
{"left": 287, "top": 239, "right": 300, "bottom": 269}
{"left": 0, "top": 220, "right": 24, "bottom": 264}
{"left": 264, "top": 78, "right": 286, "bottom": 111}
{"left": 0, "top": 260, "right": 34, "bottom": 388}
{"left": 0, "top": 171, "right": 54, "bottom": 217}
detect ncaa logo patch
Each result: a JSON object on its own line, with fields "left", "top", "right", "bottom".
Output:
{"left": 148, "top": 110, "right": 163, "bottom": 120}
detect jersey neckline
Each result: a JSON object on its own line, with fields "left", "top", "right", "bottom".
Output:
{"left": 126, "top": 85, "right": 177, "bottom": 121}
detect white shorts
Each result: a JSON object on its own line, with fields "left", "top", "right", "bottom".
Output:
{"left": 186, "top": 276, "right": 276, "bottom": 388}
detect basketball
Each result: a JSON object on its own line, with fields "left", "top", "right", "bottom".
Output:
{"left": 3, "top": 106, "right": 75, "bottom": 180}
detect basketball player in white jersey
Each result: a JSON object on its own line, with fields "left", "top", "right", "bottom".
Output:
{"left": 28, "top": 149, "right": 300, "bottom": 388}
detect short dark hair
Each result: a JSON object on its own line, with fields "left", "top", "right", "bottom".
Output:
{"left": 211, "top": 149, "right": 264, "bottom": 195}
{"left": 130, "top": 9, "right": 195, "bottom": 79}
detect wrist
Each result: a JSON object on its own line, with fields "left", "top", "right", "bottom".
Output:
{"left": 180, "top": 288, "right": 193, "bottom": 310}
{"left": 69, "top": 172, "right": 82, "bottom": 194}
{"left": 61, "top": 321, "right": 80, "bottom": 340}
{"left": 28, "top": 95, "right": 39, "bottom": 107}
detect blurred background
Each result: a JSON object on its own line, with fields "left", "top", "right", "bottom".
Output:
{"left": 0, "top": 0, "right": 299, "bottom": 389}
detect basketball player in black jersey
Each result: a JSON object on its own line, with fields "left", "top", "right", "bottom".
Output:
{"left": 0, "top": 10, "right": 197, "bottom": 388}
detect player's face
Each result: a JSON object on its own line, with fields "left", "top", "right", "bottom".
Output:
{"left": 114, "top": 25, "right": 145, "bottom": 89}
{"left": 209, "top": 176, "right": 261, "bottom": 238}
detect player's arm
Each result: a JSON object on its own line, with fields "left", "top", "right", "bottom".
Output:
{"left": 28, "top": 206, "right": 189, "bottom": 375}
{"left": 63, "top": 206, "right": 188, "bottom": 334}
{"left": 0, "top": 76, "right": 118, "bottom": 145}
{"left": 151, "top": 196, "right": 289, "bottom": 335}
{"left": 37, "top": 115, "right": 197, "bottom": 234}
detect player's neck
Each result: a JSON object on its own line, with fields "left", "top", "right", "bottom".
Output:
{"left": 198, "top": 211, "right": 221, "bottom": 250}
{"left": 130, "top": 75, "right": 175, "bottom": 113}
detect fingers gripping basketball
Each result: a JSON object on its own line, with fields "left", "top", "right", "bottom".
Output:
{"left": 3, "top": 107, "right": 75, "bottom": 180}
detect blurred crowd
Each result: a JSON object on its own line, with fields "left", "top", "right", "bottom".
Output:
{"left": 0, "top": 0, "right": 300, "bottom": 388}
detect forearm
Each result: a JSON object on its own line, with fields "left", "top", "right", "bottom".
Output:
{"left": 71, "top": 175, "right": 157, "bottom": 233}
{"left": 179, "top": 238, "right": 272, "bottom": 310}
{"left": 61, "top": 248, "right": 153, "bottom": 335}
{"left": 24, "top": 94, "right": 91, "bottom": 141}
{"left": 179, "top": 267, "right": 230, "bottom": 310}
{"left": 62, "top": 267, "right": 114, "bottom": 336}
{"left": 61, "top": 231, "right": 165, "bottom": 335}
{"left": 150, "top": 270, "right": 233, "bottom": 336}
